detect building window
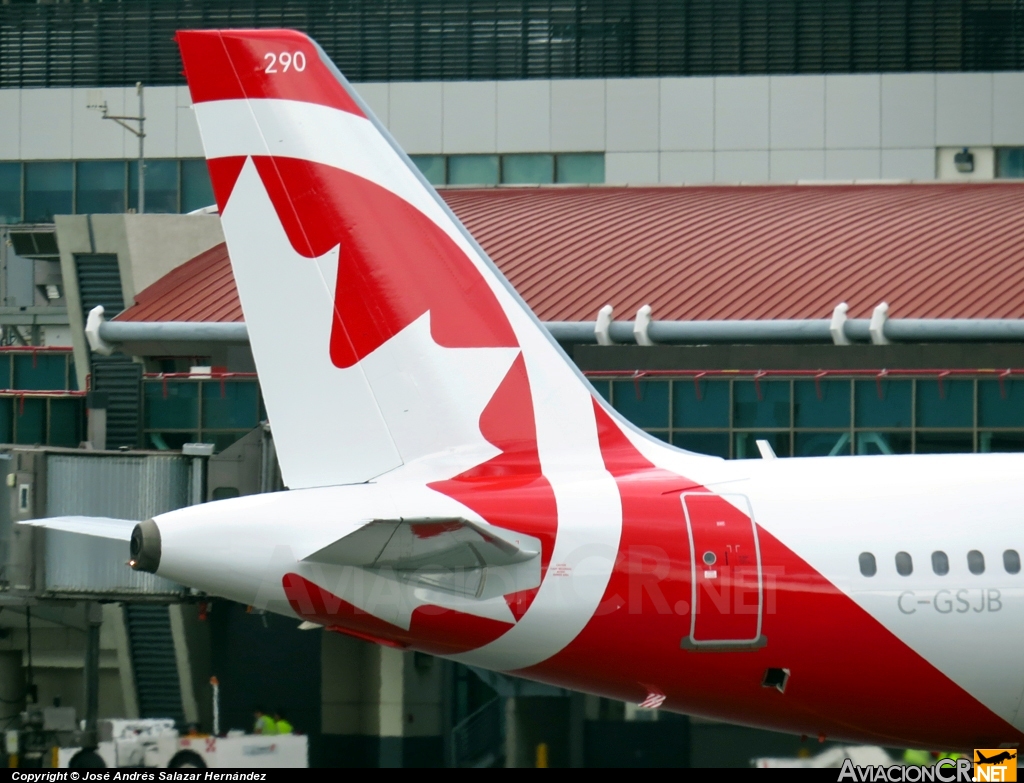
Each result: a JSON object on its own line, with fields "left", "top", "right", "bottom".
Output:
{"left": 24, "top": 162, "right": 73, "bottom": 222}
{"left": 410, "top": 152, "right": 606, "bottom": 186}
{"left": 557, "top": 153, "right": 605, "bottom": 184}
{"left": 0, "top": 163, "right": 21, "bottom": 224}
{"left": 143, "top": 377, "right": 262, "bottom": 453}
{"left": 181, "top": 159, "right": 216, "bottom": 213}
{"left": 448, "top": 155, "right": 500, "bottom": 186}
{"left": 76, "top": 161, "right": 126, "bottom": 214}
{"left": 996, "top": 148, "right": 1024, "bottom": 178}
{"left": 502, "top": 154, "right": 554, "bottom": 184}
{"left": 130, "top": 159, "right": 179, "bottom": 213}
{"left": 590, "top": 373, "right": 1024, "bottom": 459}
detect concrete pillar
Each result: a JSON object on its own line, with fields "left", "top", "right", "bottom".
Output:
{"left": 375, "top": 646, "right": 404, "bottom": 767}
{"left": 86, "top": 391, "right": 107, "bottom": 450}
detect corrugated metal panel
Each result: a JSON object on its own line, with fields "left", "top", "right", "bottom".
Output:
{"left": 46, "top": 453, "right": 190, "bottom": 520}
{"left": 2, "top": 1, "right": 1024, "bottom": 88}
{"left": 116, "top": 183, "right": 1024, "bottom": 324}
{"left": 42, "top": 527, "right": 182, "bottom": 596}
{"left": 91, "top": 358, "right": 142, "bottom": 449}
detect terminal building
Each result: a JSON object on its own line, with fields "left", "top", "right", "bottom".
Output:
{"left": 0, "top": 0, "right": 1022, "bottom": 768}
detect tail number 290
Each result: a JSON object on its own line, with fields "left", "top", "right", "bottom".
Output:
{"left": 264, "top": 52, "right": 307, "bottom": 73}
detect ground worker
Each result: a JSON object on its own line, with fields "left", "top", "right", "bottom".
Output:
{"left": 253, "top": 707, "right": 277, "bottom": 735}
{"left": 274, "top": 709, "right": 293, "bottom": 735}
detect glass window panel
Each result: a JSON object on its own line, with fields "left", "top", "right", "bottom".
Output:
{"left": 916, "top": 379, "right": 972, "bottom": 428}
{"left": 13, "top": 353, "right": 66, "bottom": 390}
{"left": 996, "top": 148, "right": 1024, "bottom": 178}
{"left": 202, "top": 380, "right": 259, "bottom": 430}
{"left": 895, "top": 551, "right": 913, "bottom": 576}
{"left": 858, "top": 552, "right": 876, "bottom": 577}
{"left": 148, "top": 431, "right": 197, "bottom": 450}
{"left": 647, "top": 430, "right": 670, "bottom": 443}
{"left": 734, "top": 381, "right": 789, "bottom": 428}
{"left": 674, "top": 380, "right": 729, "bottom": 428}
{"left": 794, "top": 380, "right": 850, "bottom": 428}
{"left": 129, "top": 159, "right": 178, "bottom": 213}
{"left": 672, "top": 431, "right": 729, "bottom": 458}
{"left": 502, "top": 154, "right": 554, "bottom": 184}
{"left": 24, "top": 162, "right": 72, "bottom": 222}
{"left": 144, "top": 381, "right": 198, "bottom": 429}
{"left": 734, "top": 432, "right": 790, "bottom": 459}
{"left": 0, "top": 163, "right": 21, "bottom": 224}
{"left": 794, "top": 431, "right": 851, "bottom": 457}
{"left": 1004, "top": 549, "right": 1021, "bottom": 575}
{"left": 967, "top": 550, "right": 985, "bottom": 575}
{"left": 48, "top": 398, "right": 83, "bottom": 447}
{"left": 205, "top": 431, "right": 245, "bottom": 452}
{"left": 931, "top": 551, "right": 949, "bottom": 576}
{"left": 75, "top": 161, "right": 125, "bottom": 214}
{"left": 448, "top": 155, "right": 499, "bottom": 185}
{"left": 979, "top": 432, "right": 1024, "bottom": 452}
{"left": 0, "top": 398, "right": 11, "bottom": 442}
{"left": 611, "top": 380, "right": 669, "bottom": 429}
{"left": 915, "top": 432, "right": 973, "bottom": 454}
{"left": 15, "top": 398, "right": 45, "bottom": 444}
{"left": 978, "top": 379, "right": 1024, "bottom": 427}
{"left": 854, "top": 380, "right": 911, "bottom": 428}
{"left": 856, "top": 431, "right": 912, "bottom": 455}
{"left": 181, "top": 159, "right": 215, "bottom": 213}
{"left": 556, "top": 153, "right": 605, "bottom": 184}
{"left": 410, "top": 155, "right": 446, "bottom": 186}
{"left": 589, "top": 380, "right": 611, "bottom": 401}
{"left": 0, "top": 356, "right": 11, "bottom": 389}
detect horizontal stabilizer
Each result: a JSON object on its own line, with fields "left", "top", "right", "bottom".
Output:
{"left": 22, "top": 516, "right": 136, "bottom": 541}
{"left": 305, "top": 517, "right": 539, "bottom": 571}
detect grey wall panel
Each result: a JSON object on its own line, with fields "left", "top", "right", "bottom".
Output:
{"left": 993, "top": 73, "right": 1024, "bottom": 146}
{"left": 0, "top": 90, "right": 19, "bottom": 158}
{"left": 605, "top": 152, "right": 658, "bottom": 185}
{"left": 389, "top": 82, "right": 443, "bottom": 154}
{"left": 496, "top": 81, "right": 550, "bottom": 153}
{"left": 71, "top": 87, "right": 128, "bottom": 159}
{"left": 825, "top": 75, "right": 881, "bottom": 149}
{"left": 715, "top": 151, "right": 768, "bottom": 183}
{"left": 881, "top": 74, "right": 935, "bottom": 149}
{"left": 660, "top": 78, "right": 713, "bottom": 152}
{"left": 825, "top": 149, "right": 881, "bottom": 179}
{"left": 936, "top": 73, "right": 993, "bottom": 146}
{"left": 141, "top": 86, "right": 178, "bottom": 159}
{"left": 659, "top": 151, "right": 714, "bottom": 184}
{"left": 550, "top": 79, "right": 605, "bottom": 152}
{"left": 46, "top": 453, "right": 190, "bottom": 520}
{"left": 715, "top": 77, "right": 769, "bottom": 151}
{"left": 353, "top": 83, "right": 390, "bottom": 126}
{"left": 606, "top": 79, "right": 658, "bottom": 153}
{"left": 21, "top": 88, "right": 72, "bottom": 159}
{"left": 770, "top": 77, "right": 824, "bottom": 150}
{"left": 881, "top": 149, "right": 936, "bottom": 180}
{"left": 174, "top": 86, "right": 203, "bottom": 158}
{"left": 769, "top": 150, "right": 825, "bottom": 182}
{"left": 443, "top": 82, "right": 496, "bottom": 154}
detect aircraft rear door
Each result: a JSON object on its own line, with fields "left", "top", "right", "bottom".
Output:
{"left": 681, "top": 492, "right": 766, "bottom": 650}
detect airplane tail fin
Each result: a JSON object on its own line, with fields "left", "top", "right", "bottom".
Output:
{"left": 177, "top": 29, "right": 644, "bottom": 488}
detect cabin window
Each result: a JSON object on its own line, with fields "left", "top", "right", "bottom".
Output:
{"left": 1004, "top": 549, "right": 1021, "bottom": 575}
{"left": 895, "top": 551, "right": 913, "bottom": 576}
{"left": 931, "top": 551, "right": 949, "bottom": 576}
{"left": 967, "top": 550, "right": 985, "bottom": 575}
{"left": 858, "top": 552, "right": 876, "bottom": 577}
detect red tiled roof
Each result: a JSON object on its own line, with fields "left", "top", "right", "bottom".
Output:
{"left": 116, "top": 183, "right": 1024, "bottom": 323}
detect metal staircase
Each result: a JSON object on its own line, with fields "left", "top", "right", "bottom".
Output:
{"left": 123, "top": 604, "right": 184, "bottom": 724}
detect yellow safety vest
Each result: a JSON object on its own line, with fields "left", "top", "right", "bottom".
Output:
{"left": 275, "top": 719, "right": 293, "bottom": 735}
{"left": 254, "top": 715, "right": 278, "bottom": 735}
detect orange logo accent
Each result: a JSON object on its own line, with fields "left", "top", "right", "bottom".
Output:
{"left": 974, "top": 749, "right": 1017, "bottom": 782}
